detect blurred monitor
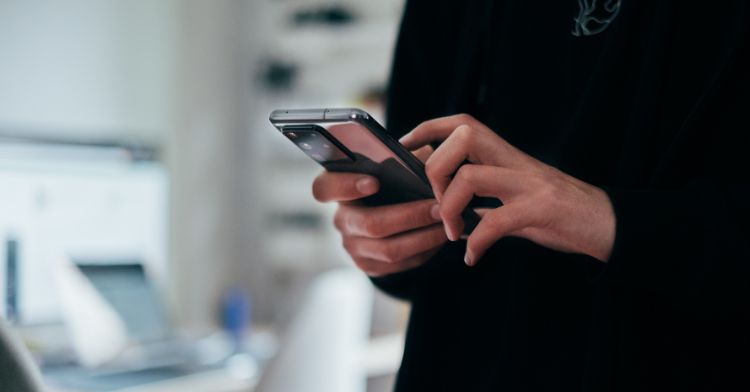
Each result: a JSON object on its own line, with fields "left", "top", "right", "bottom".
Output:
{"left": 0, "top": 140, "right": 167, "bottom": 325}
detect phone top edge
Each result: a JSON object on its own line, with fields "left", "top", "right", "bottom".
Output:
{"left": 269, "top": 108, "right": 370, "bottom": 124}
{"left": 324, "top": 108, "right": 370, "bottom": 121}
{"left": 269, "top": 108, "right": 325, "bottom": 123}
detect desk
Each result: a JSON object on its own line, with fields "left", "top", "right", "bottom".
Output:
{"left": 47, "top": 366, "right": 258, "bottom": 392}
{"left": 114, "top": 367, "right": 257, "bottom": 392}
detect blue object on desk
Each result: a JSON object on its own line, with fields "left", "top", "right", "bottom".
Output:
{"left": 221, "top": 286, "right": 250, "bottom": 352}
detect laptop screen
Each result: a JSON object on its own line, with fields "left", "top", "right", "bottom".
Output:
{"left": 74, "top": 263, "right": 170, "bottom": 343}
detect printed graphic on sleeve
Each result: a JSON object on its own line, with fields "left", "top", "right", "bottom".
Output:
{"left": 572, "top": 0, "right": 622, "bottom": 37}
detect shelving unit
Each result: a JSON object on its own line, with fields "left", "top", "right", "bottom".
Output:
{"left": 247, "top": 1, "right": 405, "bottom": 317}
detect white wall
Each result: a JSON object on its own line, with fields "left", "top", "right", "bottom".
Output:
{"left": 166, "top": 0, "right": 261, "bottom": 329}
{"left": 0, "top": 0, "right": 177, "bottom": 144}
{"left": 0, "top": 0, "right": 406, "bottom": 334}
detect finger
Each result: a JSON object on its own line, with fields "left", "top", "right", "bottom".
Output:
{"left": 412, "top": 145, "right": 434, "bottom": 163}
{"left": 352, "top": 248, "right": 439, "bottom": 277}
{"left": 474, "top": 208, "right": 492, "bottom": 217}
{"left": 438, "top": 165, "right": 522, "bottom": 241}
{"left": 399, "top": 113, "right": 481, "bottom": 150}
{"left": 404, "top": 116, "right": 535, "bottom": 173}
{"left": 464, "top": 204, "right": 528, "bottom": 267}
{"left": 423, "top": 124, "right": 479, "bottom": 200}
{"left": 426, "top": 125, "right": 533, "bottom": 202}
{"left": 312, "top": 172, "right": 379, "bottom": 202}
{"left": 343, "top": 224, "right": 447, "bottom": 263}
{"left": 333, "top": 199, "right": 441, "bottom": 239}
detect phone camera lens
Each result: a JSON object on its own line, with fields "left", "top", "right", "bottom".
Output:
{"left": 300, "top": 142, "right": 313, "bottom": 150}
{"left": 321, "top": 142, "right": 331, "bottom": 149}
{"left": 311, "top": 153, "right": 325, "bottom": 161}
{"left": 286, "top": 132, "right": 297, "bottom": 139}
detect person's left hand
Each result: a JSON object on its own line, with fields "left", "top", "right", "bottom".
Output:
{"left": 400, "top": 114, "right": 616, "bottom": 266}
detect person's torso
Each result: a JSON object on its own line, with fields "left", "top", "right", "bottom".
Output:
{"left": 386, "top": 1, "right": 749, "bottom": 390}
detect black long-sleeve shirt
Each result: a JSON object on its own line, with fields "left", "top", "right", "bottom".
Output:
{"left": 374, "top": 1, "right": 750, "bottom": 390}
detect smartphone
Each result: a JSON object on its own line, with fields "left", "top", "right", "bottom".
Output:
{"left": 269, "top": 108, "right": 479, "bottom": 234}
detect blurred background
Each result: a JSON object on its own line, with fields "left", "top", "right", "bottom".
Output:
{"left": 0, "top": 1, "right": 408, "bottom": 391}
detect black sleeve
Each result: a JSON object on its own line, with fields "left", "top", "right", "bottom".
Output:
{"left": 602, "top": 38, "right": 750, "bottom": 314}
{"left": 369, "top": 242, "right": 464, "bottom": 301}
{"left": 604, "top": 182, "right": 750, "bottom": 313}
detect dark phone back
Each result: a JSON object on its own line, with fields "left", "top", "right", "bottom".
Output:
{"left": 270, "top": 108, "right": 478, "bottom": 232}
{"left": 324, "top": 153, "right": 433, "bottom": 206}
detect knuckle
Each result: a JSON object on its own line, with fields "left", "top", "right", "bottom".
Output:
{"left": 366, "top": 268, "right": 386, "bottom": 278}
{"left": 456, "top": 113, "right": 475, "bottom": 124}
{"left": 359, "top": 214, "right": 384, "bottom": 238}
{"left": 454, "top": 124, "right": 477, "bottom": 146}
{"left": 438, "top": 203, "right": 455, "bottom": 220}
{"left": 380, "top": 242, "right": 403, "bottom": 263}
{"left": 534, "top": 178, "right": 561, "bottom": 206}
{"left": 332, "top": 207, "right": 347, "bottom": 232}
{"left": 418, "top": 200, "right": 436, "bottom": 221}
{"left": 352, "top": 258, "right": 377, "bottom": 275}
{"left": 500, "top": 207, "right": 526, "bottom": 232}
{"left": 484, "top": 210, "right": 507, "bottom": 231}
{"left": 439, "top": 196, "right": 464, "bottom": 220}
{"left": 341, "top": 236, "right": 358, "bottom": 256}
{"left": 429, "top": 225, "right": 449, "bottom": 243}
{"left": 489, "top": 206, "right": 514, "bottom": 226}
{"left": 424, "top": 159, "right": 439, "bottom": 180}
{"left": 455, "top": 124, "right": 472, "bottom": 138}
{"left": 455, "top": 165, "right": 475, "bottom": 182}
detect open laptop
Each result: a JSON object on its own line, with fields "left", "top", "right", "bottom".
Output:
{"left": 77, "top": 264, "right": 169, "bottom": 342}
{"left": 44, "top": 261, "right": 225, "bottom": 391}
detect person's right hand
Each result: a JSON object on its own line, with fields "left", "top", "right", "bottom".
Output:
{"left": 312, "top": 150, "right": 447, "bottom": 277}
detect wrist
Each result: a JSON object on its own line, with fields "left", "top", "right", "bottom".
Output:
{"left": 587, "top": 186, "right": 616, "bottom": 262}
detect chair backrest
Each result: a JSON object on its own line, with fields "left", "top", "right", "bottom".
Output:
{"left": 0, "top": 318, "right": 45, "bottom": 392}
{"left": 255, "top": 268, "right": 374, "bottom": 392}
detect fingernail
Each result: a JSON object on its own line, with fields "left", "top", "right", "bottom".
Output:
{"left": 464, "top": 251, "right": 473, "bottom": 266}
{"left": 398, "top": 133, "right": 411, "bottom": 143}
{"left": 445, "top": 222, "right": 457, "bottom": 241}
{"left": 355, "top": 177, "right": 378, "bottom": 195}
{"left": 430, "top": 203, "right": 441, "bottom": 221}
